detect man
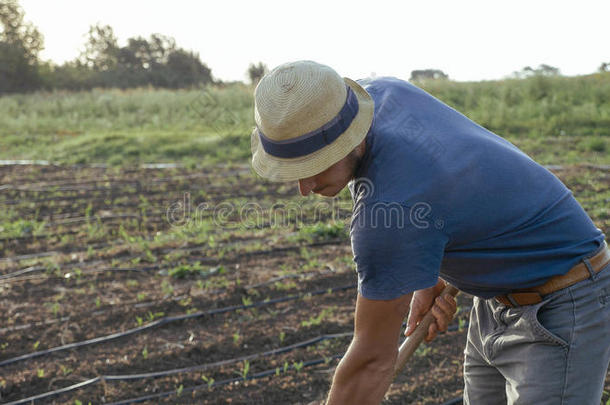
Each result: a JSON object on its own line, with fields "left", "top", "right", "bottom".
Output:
{"left": 250, "top": 60, "right": 610, "bottom": 404}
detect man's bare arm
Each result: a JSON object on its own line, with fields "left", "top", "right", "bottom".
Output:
{"left": 325, "top": 292, "right": 412, "bottom": 405}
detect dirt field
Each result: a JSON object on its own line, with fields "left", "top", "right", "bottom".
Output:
{"left": 1, "top": 164, "right": 608, "bottom": 404}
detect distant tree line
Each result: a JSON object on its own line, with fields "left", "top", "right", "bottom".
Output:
{"left": 247, "top": 62, "right": 267, "bottom": 85}
{"left": 511, "top": 64, "right": 561, "bottom": 78}
{"left": 408, "top": 65, "right": 568, "bottom": 83}
{"left": 0, "top": 0, "right": 214, "bottom": 93}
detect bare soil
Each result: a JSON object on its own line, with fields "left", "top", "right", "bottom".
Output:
{"left": 0, "top": 164, "right": 608, "bottom": 404}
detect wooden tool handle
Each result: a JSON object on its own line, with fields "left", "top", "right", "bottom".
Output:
{"left": 393, "top": 284, "right": 459, "bottom": 377}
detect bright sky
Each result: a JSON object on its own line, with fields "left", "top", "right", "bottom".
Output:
{"left": 20, "top": 0, "right": 610, "bottom": 83}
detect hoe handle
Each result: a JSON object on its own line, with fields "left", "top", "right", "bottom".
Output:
{"left": 393, "top": 284, "right": 460, "bottom": 378}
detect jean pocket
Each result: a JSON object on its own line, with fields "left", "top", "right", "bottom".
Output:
{"left": 527, "top": 298, "right": 571, "bottom": 349}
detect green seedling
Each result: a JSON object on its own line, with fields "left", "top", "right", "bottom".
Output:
{"left": 279, "top": 331, "right": 286, "bottom": 343}
{"left": 293, "top": 361, "right": 304, "bottom": 373}
{"left": 415, "top": 344, "right": 432, "bottom": 357}
{"left": 168, "top": 262, "right": 203, "bottom": 279}
{"left": 301, "top": 307, "right": 335, "bottom": 327}
{"left": 45, "top": 302, "right": 60, "bottom": 317}
{"left": 60, "top": 364, "right": 73, "bottom": 376}
{"left": 142, "top": 346, "right": 148, "bottom": 359}
{"left": 232, "top": 331, "right": 240, "bottom": 345}
{"left": 143, "top": 248, "right": 157, "bottom": 263}
{"left": 45, "top": 261, "right": 62, "bottom": 277}
{"left": 146, "top": 311, "right": 164, "bottom": 322}
{"left": 201, "top": 375, "right": 215, "bottom": 388}
{"left": 274, "top": 280, "right": 297, "bottom": 291}
{"left": 161, "top": 280, "right": 174, "bottom": 296}
{"left": 37, "top": 368, "right": 45, "bottom": 378}
{"left": 176, "top": 384, "right": 183, "bottom": 397}
{"left": 33, "top": 341, "right": 40, "bottom": 350}
{"left": 297, "top": 222, "right": 348, "bottom": 242}
{"left": 241, "top": 360, "right": 250, "bottom": 379}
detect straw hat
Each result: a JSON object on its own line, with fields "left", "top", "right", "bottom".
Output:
{"left": 251, "top": 61, "right": 374, "bottom": 182}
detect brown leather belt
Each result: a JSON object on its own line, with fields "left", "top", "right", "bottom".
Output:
{"left": 495, "top": 241, "right": 610, "bottom": 307}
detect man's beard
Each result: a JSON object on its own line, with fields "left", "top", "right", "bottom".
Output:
{"left": 346, "top": 147, "right": 364, "bottom": 181}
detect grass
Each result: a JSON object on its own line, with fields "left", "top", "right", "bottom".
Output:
{"left": 416, "top": 72, "right": 610, "bottom": 165}
{"left": 0, "top": 84, "right": 253, "bottom": 166}
{"left": 0, "top": 73, "right": 608, "bottom": 166}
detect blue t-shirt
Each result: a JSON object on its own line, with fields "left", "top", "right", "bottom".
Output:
{"left": 349, "top": 77, "right": 605, "bottom": 299}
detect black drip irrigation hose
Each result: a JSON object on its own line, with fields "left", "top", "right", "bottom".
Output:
{"left": 3, "top": 378, "right": 101, "bottom": 405}
{"left": 0, "top": 284, "right": 357, "bottom": 368}
{"left": 0, "top": 265, "right": 45, "bottom": 280}
{"left": 0, "top": 237, "right": 348, "bottom": 287}
{"left": 0, "top": 264, "right": 159, "bottom": 285}
{"left": 440, "top": 397, "right": 463, "bottom": 405}
{"left": 106, "top": 355, "right": 344, "bottom": 405}
{"left": 0, "top": 165, "right": 252, "bottom": 193}
{"left": 3, "top": 335, "right": 352, "bottom": 405}
{"left": 2, "top": 319, "right": 470, "bottom": 404}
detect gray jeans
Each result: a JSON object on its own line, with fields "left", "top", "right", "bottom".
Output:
{"left": 463, "top": 262, "right": 610, "bottom": 405}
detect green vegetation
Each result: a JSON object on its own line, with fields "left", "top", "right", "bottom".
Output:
{"left": 0, "top": 84, "right": 252, "bottom": 166}
{"left": 301, "top": 307, "right": 335, "bottom": 327}
{"left": 239, "top": 360, "right": 250, "bottom": 379}
{"left": 201, "top": 374, "right": 215, "bottom": 388}
{"left": 1, "top": 73, "right": 609, "bottom": 166}
{"left": 419, "top": 73, "right": 610, "bottom": 138}
{"left": 418, "top": 73, "right": 610, "bottom": 165}
{"left": 0, "top": 218, "right": 46, "bottom": 238}
{"left": 297, "top": 222, "right": 349, "bottom": 242}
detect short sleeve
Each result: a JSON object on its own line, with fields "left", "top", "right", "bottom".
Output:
{"left": 350, "top": 201, "right": 448, "bottom": 300}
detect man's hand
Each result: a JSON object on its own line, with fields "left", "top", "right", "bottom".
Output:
{"left": 405, "top": 279, "right": 457, "bottom": 342}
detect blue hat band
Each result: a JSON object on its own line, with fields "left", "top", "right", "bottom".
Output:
{"left": 257, "top": 85, "right": 359, "bottom": 159}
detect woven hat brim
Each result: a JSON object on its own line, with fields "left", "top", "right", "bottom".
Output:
{"left": 251, "top": 77, "right": 374, "bottom": 182}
